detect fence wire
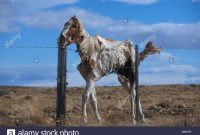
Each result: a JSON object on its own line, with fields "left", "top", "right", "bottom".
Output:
{"left": 1, "top": 46, "right": 200, "bottom": 50}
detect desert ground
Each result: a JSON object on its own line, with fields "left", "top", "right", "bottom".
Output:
{"left": 0, "top": 84, "right": 200, "bottom": 126}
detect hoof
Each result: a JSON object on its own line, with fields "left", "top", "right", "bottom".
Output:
{"left": 133, "top": 119, "right": 137, "bottom": 125}
{"left": 136, "top": 114, "right": 145, "bottom": 122}
{"left": 98, "top": 120, "right": 102, "bottom": 125}
{"left": 97, "top": 115, "right": 102, "bottom": 121}
{"left": 96, "top": 116, "right": 102, "bottom": 125}
{"left": 82, "top": 115, "right": 88, "bottom": 124}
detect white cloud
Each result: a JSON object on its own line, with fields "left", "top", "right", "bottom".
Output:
{"left": 19, "top": 8, "right": 114, "bottom": 30}
{"left": 141, "top": 64, "right": 198, "bottom": 74}
{"left": 0, "top": 0, "right": 78, "bottom": 32}
{"left": 2, "top": 6, "right": 197, "bottom": 49}
{"left": 109, "top": 0, "right": 158, "bottom": 5}
{"left": 192, "top": 0, "right": 200, "bottom": 3}
{"left": 10, "top": 0, "right": 78, "bottom": 11}
{"left": 0, "top": 1, "right": 19, "bottom": 32}
{"left": 1, "top": 0, "right": 200, "bottom": 49}
{"left": 0, "top": 18, "right": 20, "bottom": 32}
{"left": 185, "top": 76, "right": 200, "bottom": 84}
{"left": 186, "top": 71, "right": 200, "bottom": 77}
{"left": 0, "top": 68, "right": 57, "bottom": 86}
{"left": 140, "top": 74, "right": 187, "bottom": 85}
{"left": 140, "top": 64, "right": 200, "bottom": 85}
{"left": 23, "top": 79, "right": 56, "bottom": 87}
{"left": 0, "top": 64, "right": 199, "bottom": 87}
{"left": 7, "top": 7, "right": 198, "bottom": 49}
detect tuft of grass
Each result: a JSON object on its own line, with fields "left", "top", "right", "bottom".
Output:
{"left": 189, "top": 84, "right": 197, "bottom": 87}
{"left": 0, "top": 90, "right": 10, "bottom": 97}
{"left": 24, "top": 95, "right": 33, "bottom": 100}
{"left": 11, "top": 99, "right": 48, "bottom": 125}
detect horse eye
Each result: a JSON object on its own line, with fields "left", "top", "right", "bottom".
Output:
{"left": 71, "top": 24, "right": 77, "bottom": 28}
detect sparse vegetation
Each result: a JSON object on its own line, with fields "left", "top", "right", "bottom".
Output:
{"left": 0, "top": 85, "right": 199, "bottom": 126}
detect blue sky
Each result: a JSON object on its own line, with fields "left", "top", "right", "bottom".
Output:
{"left": 0, "top": 0, "right": 200, "bottom": 87}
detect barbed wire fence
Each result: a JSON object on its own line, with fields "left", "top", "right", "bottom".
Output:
{"left": 1, "top": 45, "right": 200, "bottom": 50}
{"left": 0, "top": 45, "right": 200, "bottom": 126}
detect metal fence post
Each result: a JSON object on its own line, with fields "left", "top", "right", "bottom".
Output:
{"left": 56, "top": 45, "right": 67, "bottom": 124}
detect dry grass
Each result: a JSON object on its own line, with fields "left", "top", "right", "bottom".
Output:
{"left": 0, "top": 85, "right": 200, "bottom": 126}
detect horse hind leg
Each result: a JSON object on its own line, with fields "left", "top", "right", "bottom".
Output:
{"left": 130, "top": 82, "right": 136, "bottom": 124}
{"left": 118, "top": 75, "right": 130, "bottom": 93}
{"left": 129, "top": 78, "right": 144, "bottom": 123}
{"left": 135, "top": 94, "right": 145, "bottom": 122}
{"left": 118, "top": 75, "right": 136, "bottom": 124}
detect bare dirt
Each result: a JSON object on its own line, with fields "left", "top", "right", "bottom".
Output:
{"left": 0, "top": 84, "right": 200, "bottom": 126}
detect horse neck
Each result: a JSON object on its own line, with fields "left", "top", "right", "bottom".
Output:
{"left": 77, "top": 29, "right": 99, "bottom": 60}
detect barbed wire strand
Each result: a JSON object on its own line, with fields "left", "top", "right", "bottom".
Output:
{"left": 1, "top": 46, "right": 200, "bottom": 50}
{"left": 0, "top": 66, "right": 196, "bottom": 70}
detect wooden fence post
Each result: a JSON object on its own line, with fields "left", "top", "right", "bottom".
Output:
{"left": 56, "top": 45, "right": 67, "bottom": 124}
{"left": 135, "top": 45, "right": 140, "bottom": 120}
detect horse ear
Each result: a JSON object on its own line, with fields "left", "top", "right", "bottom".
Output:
{"left": 71, "top": 15, "right": 83, "bottom": 31}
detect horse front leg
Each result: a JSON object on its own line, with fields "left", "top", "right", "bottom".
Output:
{"left": 82, "top": 79, "right": 94, "bottom": 123}
{"left": 90, "top": 86, "right": 101, "bottom": 123}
